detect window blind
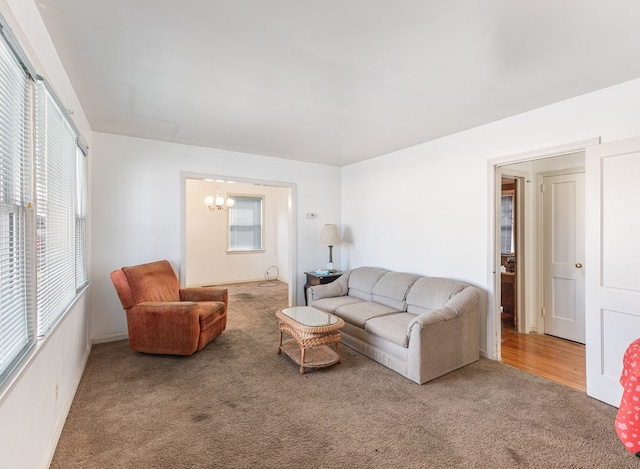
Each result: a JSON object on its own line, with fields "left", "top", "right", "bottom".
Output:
{"left": 0, "top": 31, "right": 33, "bottom": 379}
{"left": 35, "top": 80, "right": 77, "bottom": 336}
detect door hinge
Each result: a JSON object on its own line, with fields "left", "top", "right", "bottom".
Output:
{"left": 541, "top": 307, "right": 546, "bottom": 317}
{"left": 540, "top": 183, "right": 545, "bottom": 193}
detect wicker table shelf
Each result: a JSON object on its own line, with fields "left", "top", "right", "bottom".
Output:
{"left": 276, "top": 306, "right": 344, "bottom": 374}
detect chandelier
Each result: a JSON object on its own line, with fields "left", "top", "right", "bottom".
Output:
{"left": 204, "top": 181, "right": 235, "bottom": 211}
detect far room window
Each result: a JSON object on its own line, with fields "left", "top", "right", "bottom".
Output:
{"left": 228, "top": 195, "right": 263, "bottom": 252}
{"left": 500, "top": 191, "right": 514, "bottom": 254}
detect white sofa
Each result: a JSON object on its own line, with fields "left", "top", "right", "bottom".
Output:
{"left": 306, "top": 266, "right": 480, "bottom": 384}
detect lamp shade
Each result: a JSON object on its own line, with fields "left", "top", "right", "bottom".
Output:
{"left": 320, "top": 224, "right": 342, "bottom": 246}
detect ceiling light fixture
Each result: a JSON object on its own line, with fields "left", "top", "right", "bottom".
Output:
{"left": 204, "top": 181, "right": 235, "bottom": 211}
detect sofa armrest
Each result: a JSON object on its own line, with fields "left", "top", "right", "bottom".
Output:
{"left": 307, "top": 275, "right": 348, "bottom": 304}
{"left": 180, "top": 287, "right": 228, "bottom": 304}
{"left": 408, "top": 286, "right": 480, "bottom": 329}
{"left": 409, "top": 306, "right": 458, "bottom": 328}
{"left": 308, "top": 281, "right": 343, "bottom": 299}
{"left": 405, "top": 286, "right": 480, "bottom": 384}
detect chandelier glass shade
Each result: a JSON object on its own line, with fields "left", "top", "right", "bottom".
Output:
{"left": 204, "top": 182, "right": 235, "bottom": 211}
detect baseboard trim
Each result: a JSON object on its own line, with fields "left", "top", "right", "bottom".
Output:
{"left": 92, "top": 332, "right": 128, "bottom": 344}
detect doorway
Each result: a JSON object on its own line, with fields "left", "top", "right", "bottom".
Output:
{"left": 495, "top": 150, "right": 587, "bottom": 389}
{"left": 180, "top": 173, "right": 297, "bottom": 306}
{"left": 499, "top": 176, "right": 518, "bottom": 332}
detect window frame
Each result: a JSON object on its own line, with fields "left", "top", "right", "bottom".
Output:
{"left": 35, "top": 79, "right": 79, "bottom": 337}
{"left": 500, "top": 190, "right": 515, "bottom": 255}
{"left": 0, "top": 28, "right": 34, "bottom": 382}
{"left": 0, "top": 17, "right": 89, "bottom": 388}
{"left": 227, "top": 194, "right": 264, "bottom": 253}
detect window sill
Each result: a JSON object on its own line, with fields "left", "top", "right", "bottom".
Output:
{"left": 226, "top": 249, "right": 265, "bottom": 254}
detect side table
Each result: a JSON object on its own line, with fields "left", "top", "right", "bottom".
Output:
{"left": 304, "top": 271, "right": 343, "bottom": 305}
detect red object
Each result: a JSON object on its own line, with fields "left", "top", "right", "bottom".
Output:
{"left": 110, "top": 260, "right": 227, "bottom": 355}
{"left": 616, "top": 338, "right": 640, "bottom": 456}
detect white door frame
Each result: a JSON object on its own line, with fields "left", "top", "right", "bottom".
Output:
{"left": 180, "top": 171, "right": 298, "bottom": 307}
{"left": 487, "top": 138, "right": 600, "bottom": 360}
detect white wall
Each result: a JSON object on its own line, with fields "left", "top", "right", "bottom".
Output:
{"left": 185, "top": 179, "right": 291, "bottom": 286}
{"left": 0, "top": 1, "right": 92, "bottom": 468}
{"left": 341, "top": 77, "right": 640, "bottom": 357}
{"left": 90, "top": 132, "right": 341, "bottom": 341}
{"left": 0, "top": 296, "right": 89, "bottom": 469}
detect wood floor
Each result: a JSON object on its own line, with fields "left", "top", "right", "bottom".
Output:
{"left": 501, "top": 328, "right": 586, "bottom": 392}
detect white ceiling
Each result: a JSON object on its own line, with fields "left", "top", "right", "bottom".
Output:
{"left": 35, "top": 0, "right": 640, "bottom": 166}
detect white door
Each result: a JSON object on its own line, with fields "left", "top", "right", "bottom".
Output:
{"left": 586, "top": 137, "right": 640, "bottom": 406}
{"left": 542, "top": 172, "right": 585, "bottom": 343}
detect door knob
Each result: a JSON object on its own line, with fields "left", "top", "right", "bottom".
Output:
{"left": 575, "top": 263, "right": 583, "bottom": 268}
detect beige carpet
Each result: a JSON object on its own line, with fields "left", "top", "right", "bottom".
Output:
{"left": 51, "top": 280, "right": 634, "bottom": 468}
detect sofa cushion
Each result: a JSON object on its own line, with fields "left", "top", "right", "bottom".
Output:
{"left": 405, "top": 277, "right": 467, "bottom": 315}
{"left": 347, "top": 267, "right": 389, "bottom": 301}
{"left": 312, "top": 295, "right": 363, "bottom": 313}
{"left": 365, "top": 312, "right": 416, "bottom": 347}
{"left": 372, "top": 272, "right": 421, "bottom": 310}
{"left": 335, "top": 301, "right": 400, "bottom": 328}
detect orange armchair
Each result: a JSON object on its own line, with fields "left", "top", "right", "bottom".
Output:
{"left": 110, "top": 260, "right": 227, "bottom": 356}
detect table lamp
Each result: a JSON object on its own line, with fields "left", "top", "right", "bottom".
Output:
{"left": 320, "top": 224, "right": 342, "bottom": 272}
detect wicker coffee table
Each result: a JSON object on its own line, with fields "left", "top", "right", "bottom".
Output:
{"left": 276, "top": 306, "right": 345, "bottom": 374}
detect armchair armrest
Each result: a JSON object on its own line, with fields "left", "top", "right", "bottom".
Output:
{"left": 129, "top": 302, "right": 201, "bottom": 324}
{"left": 180, "top": 287, "right": 228, "bottom": 304}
